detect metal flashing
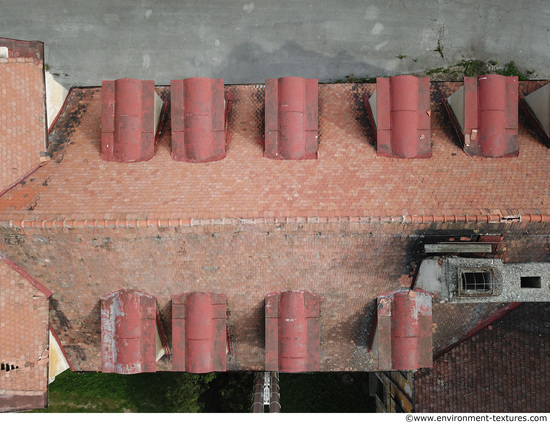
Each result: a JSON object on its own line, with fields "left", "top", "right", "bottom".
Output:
{"left": 445, "top": 75, "right": 518, "bottom": 157}
{"left": 101, "top": 78, "right": 164, "bottom": 163}
{"left": 264, "top": 77, "right": 319, "bottom": 160}
{"left": 171, "top": 78, "right": 229, "bottom": 162}
{"left": 521, "top": 82, "right": 550, "bottom": 146}
{"left": 172, "top": 292, "right": 228, "bottom": 373}
{"left": 366, "top": 75, "right": 431, "bottom": 158}
{"left": 100, "top": 289, "right": 163, "bottom": 374}
{"left": 265, "top": 290, "right": 320, "bottom": 372}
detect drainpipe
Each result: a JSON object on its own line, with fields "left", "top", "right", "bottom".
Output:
{"left": 251, "top": 373, "right": 264, "bottom": 413}
{"left": 270, "top": 372, "right": 281, "bottom": 413}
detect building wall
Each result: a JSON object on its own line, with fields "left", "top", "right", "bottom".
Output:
{"left": 374, "top": 371, "right": 414, "bottom": 413}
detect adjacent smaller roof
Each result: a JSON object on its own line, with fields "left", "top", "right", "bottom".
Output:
{"left": 101, "top": 79, "right": 164, "bottom": 163}
{"left": 171, "top": 78, "right": 229, "bottom": 162}
{"left": 100, "top": 289, "right": 164, "bottom": 374}
{"left": 172, "top": 292, "right": 228, "bottom": 373}
{"left": 264, "top": 77, "right": 318, "bottom": 160}
{"left": 366, "top": 75, "right": 431, "bottom": 158}
{"left": 445, "top": 74, "right": 518, "bottom": 157}
{"left": 265, "top": 290, "right": 320, "bottom": 372}
{"left": 371, "top": 289, "right": 432, "bottom": 370}
{"left": 0, "top": 38, "right": 46, "bottom": 194}
{"left": 0, "top": 256, "right": 50, "bottom": 412}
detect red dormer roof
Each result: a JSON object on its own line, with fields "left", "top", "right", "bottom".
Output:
{"left": 265, "top": 77, "right": 318, "bottom": 160}
{"left": 445, "top": 75, "right": 518, "bottom": 158}
{"left": 366, "top": 75, "right": 431, "bottom": 159}
{"left": 265, "top": 290, "right": 320, "bottom": 372}
{"left": 372, "top": 289, "right": 432, "bottom": 370}
{"left": 101, "top": 79, "right": 164, "bottom": 163}
{"left": 100, "top": 289, "right": 162, "bottom": 374}
{"left": 171, "top": 78, "right": 229, "bottom": 162}
{"left": 172, "top": 292, "right": 227, "bottom": 373}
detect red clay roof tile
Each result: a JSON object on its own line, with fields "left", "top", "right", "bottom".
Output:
{"left": 0, "top": 58, "right": 46, "bottom": 194}
{"left": 0, "top": 81, "right": 548, "bottom": 223}
{"left": 0, "top": 259, "right": 49, "bottom": 412}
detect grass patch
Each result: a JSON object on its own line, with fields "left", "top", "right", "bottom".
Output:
{"left": 426, "top": 60, "right": 536, "bottom": 81}
{"left": 333, "top": 74, "right": 376, "bottom": 84}
{"left": 34, "top": 370, "right": 253, "bottom": 413}
{"left": 35, "top": 370, "right": 373, "bottom": 413}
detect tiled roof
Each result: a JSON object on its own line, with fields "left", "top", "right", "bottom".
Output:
{"left": 0, "top": 258, "right": 49, "bottom": 412}
{"left": 0, "top": 81, "right": 549, "bottom": 223}
{"left": 0, "top": 57, "right": 46, "bottom": 195}
{"left": 415, "top": 303, "right": 550, "bottom": 412}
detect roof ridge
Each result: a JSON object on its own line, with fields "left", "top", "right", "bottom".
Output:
{"left": 1, "top": 212, "right": 549, "bottom": 229}
{"left": 0, "top": 252, "right": 53, "bottom": 298}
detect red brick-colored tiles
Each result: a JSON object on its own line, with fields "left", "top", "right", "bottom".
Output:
{"left": 415, "top": 303, "right": 550, "bottom": 412}
{"left": 0, "top": 82, "right": 549, "bottom": 222}
{"left": 1, "top": 220, "right": 548, "bottom": 373}
{"left": 0, "top": 260, "right": 49, "bottom": 412}
{"left": 0, "top": 58, "right": 45, "bottom": 194}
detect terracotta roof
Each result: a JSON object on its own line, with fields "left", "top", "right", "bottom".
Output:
{"left": 415, "top": 302, "right": 550, "bottom": 412}
{"left": 0, "top": 57, "right": 46, "bottom": 194}
{"left": 0, "top": 80, "right": 549, "bottom": 376}
{"left": 0, "top": 257, "right": 49, "bottom": 412}
{"left": 0, "top": 81, "right": 549, "bottom": 223}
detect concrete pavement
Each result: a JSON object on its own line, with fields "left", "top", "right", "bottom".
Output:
{"left": 2, "top": 0, "right": 549, "bottom": 86}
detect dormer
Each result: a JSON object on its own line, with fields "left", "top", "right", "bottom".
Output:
{"left": 366, "top": 75, "right": 431, "bottom": 158}
{"left": 445, "top": 75, "right": 518, "bottom": 157}
{"left": 101, "top": 78, "right": 164, "bottom": 162}
{"left": 100, "top": 289, "right": 167, "bottom": 374}
{"left": 171, "top": 78, "right": 229, "bottom": 162}
{"left": 264, "top": 77, "right": 319, "bottom": 160}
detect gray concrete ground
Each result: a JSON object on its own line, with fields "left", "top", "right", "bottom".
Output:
{"left": 2, "top": 0, "right": 549, "bottom": 87}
